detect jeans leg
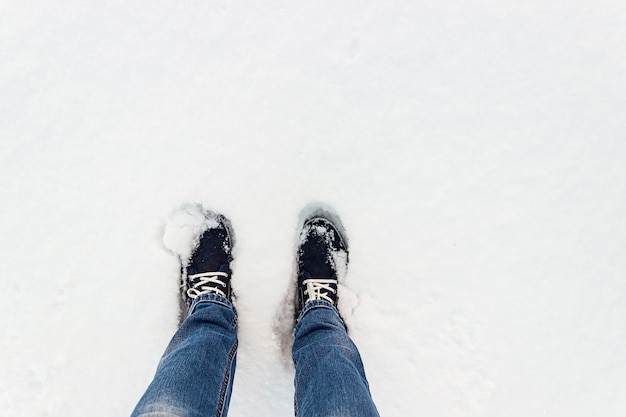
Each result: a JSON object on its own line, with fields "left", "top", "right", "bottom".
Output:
{"left": 131, "top": 294, "right": 238, "bottom": 417}
{"left": 292, "top": 301, "right": 379, "bottom": 417}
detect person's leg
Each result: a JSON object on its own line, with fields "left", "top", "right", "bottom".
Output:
{"left": 132, "top": 209, "right": 237, "bottom": 417}
{"left": 132, "top": 295, "right": 237, "bottom": 417}
{"left": 292, "top": 211, "right": 379, "bottom": 417}
{"left": 293, "top": 302, "right": 379, "bottom": 417}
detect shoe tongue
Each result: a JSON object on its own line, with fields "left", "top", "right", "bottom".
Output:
{"left": 299, "top": 231, "right": 337, "bottom": 277}
{"left": 188, "top": 226, "right": 230, "bottom": 272}
{"left": 189, "top": 253, "right": 221, "bottom": 274}
{"left": 299, "top": 270, "right": 312, "bottom": 280}
{"left": 188, "top": 263, "right": 230, "bottom": 276}
{"left": 299, "top": 262, "right": 338, "bottom": 280}
{"left": 301, "top": 265, "right": 335, "bottom": 279}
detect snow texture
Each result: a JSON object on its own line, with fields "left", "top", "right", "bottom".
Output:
{"left": 2, "top": 1, "right": 626, "bottom": 417}
{"left": 162, "top": 203, "right": 221, "bottom": 266}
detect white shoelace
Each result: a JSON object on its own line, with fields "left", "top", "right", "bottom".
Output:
{"left": 187, "top": 271, "right": 229, "bottom": 299}
{"left": 302, "top": 278, "right": 337, "bottom": 304}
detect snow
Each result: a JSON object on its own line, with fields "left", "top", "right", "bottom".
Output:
{"left": 162, "top": 203, "right": 222, "bottom": 266}
{"left": 1, "top": 0, "right": 626, "bottom": 416}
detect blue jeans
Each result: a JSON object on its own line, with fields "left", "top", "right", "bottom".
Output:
{"left": 131, "top": 295, "right": 379, "bottom": 417}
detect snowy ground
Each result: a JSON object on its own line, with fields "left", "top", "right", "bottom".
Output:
{"left": 2, "top": 1, "right": 626, "bottom": 416}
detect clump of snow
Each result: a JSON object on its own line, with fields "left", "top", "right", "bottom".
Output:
{"left": 162, "top": 203, "right": 220, "bottom": 266}
{"left": 336, "top": 282, "right": 359, "bottom": 327}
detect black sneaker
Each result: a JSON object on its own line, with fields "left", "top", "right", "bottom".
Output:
{"left": 296, "top": 214, "right": 349, "bottom": 316}
{"left": 182, "top": 212, "right": 234, "bottom": 312}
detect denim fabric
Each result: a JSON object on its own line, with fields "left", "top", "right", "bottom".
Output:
{"left": 131, "top": 294, "right": 238, "bottom": 417}
{"left": 131, "top": 297, "right": 378, "bottom": 417}
{"left": 293, "top": 300, "right": 380, "bottom": 417}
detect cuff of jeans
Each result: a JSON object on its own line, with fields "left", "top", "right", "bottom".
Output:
{"left": 297, "top": 299, "right": 340, "bottom": 322}
{"left": 189, "top": 293, "right": 236, "bottom": 315}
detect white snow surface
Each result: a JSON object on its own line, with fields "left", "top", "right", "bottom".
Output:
{"left": 2, "top": 1, "right": 626, "bottom": 416}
